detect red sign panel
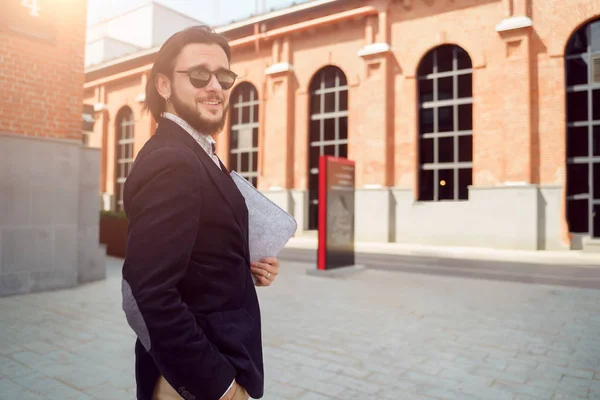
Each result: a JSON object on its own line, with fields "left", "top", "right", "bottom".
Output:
{"left": 317, "top": 156, "right": 356, "bottom": 270}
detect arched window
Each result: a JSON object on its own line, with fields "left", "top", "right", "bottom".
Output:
{"left": 417, "top": 45, "right": 473, "bottom": 201}
{"left": 229, "top": 82, "right": 259, "bottom": 187}
{"left": 565, "top": 18, "right": 600, "bottom": 238}
{"left": 115, "top": 107, "right": 134, "bottom": 211}
{"left": 307, "top": 65, "right": 349, "bottom": 230}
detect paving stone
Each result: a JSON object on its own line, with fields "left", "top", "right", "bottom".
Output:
{"left": 2, "top": 257, "right": 600, "bottom": 400}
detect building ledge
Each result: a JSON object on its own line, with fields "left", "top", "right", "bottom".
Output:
{"left": 93, "top": 103, "right": 107, "bottom": 112}
{"left": 495, "top": 16, "right": 533, "bottom": 32}
{"left": 358, "top": 42, "right": 390, "bottom": 57}
{"left": 265, "top": 62, "right": 293, "bottom": 75}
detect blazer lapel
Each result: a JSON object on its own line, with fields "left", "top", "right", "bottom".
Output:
{"left": 156, "top": 119, "right": 248, "bottom": 233}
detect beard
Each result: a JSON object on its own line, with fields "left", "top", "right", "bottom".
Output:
{"left": 170, "top": 87, "right": 229, "bottom": 134}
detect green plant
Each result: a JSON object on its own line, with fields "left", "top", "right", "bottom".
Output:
{"left": 100, "top": 210, "right": 128, "bottom": 220}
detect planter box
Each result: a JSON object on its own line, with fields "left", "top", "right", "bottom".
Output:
{"left": 99, "top": 214, "right": 128, "bottom": 258}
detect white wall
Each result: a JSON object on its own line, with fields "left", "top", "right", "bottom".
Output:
{"left": 84, "top": 3, "right": 204, "bottom": 67}
{"left": 85, "top": 37, "right": 140, "bottom": 67}
{"left": 86, "top": 5, "right": 153, "bottom": 48}
{"left": 151, "top": 4, "right": 202, "bottom": 47}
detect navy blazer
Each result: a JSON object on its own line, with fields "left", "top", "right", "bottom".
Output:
{"left": 121, "top": 118, "right": 264, "bottom": 400}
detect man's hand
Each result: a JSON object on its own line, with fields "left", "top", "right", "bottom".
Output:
{"left": 251, "top": 257, "right": 279, "bottom": 287}
{"left": 221, "top": 381, "right": 249, "bottom": 400}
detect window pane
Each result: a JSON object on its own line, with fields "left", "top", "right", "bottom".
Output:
{"left": 230, "top": 152, "right": 238, "bottom": 171}
{"left": 567, "top": 163, "right": 589, "bottom": 195}
{"left": 230, "top": 129, "right": 239, "bottom": 149}
{"left": 231, "top": 104, "right": 239, "bottom": 125}
{"left": 241, "top": 152, "right": 249, "bottom": 172}
{"left": 438, "top": 169, "right": 454, "bottom": 200}
{"left": 324, "top": 68, "right": 336, "bottom": 88}
{"left": 438, "top": 136, "right": 454, "bottom": 163}
{"left": 567, "top": 91, "right": 588, "bottom": 122}
{"left": 339, "top": 116, "right": 348, "bottom": 140}
{"left": 339, "top": 144, "right": 348, "bottom": 159}
{"left": 339, "top": 90, "right": 348, "bottom": 111}
{"left": 324, "top": 92, "right": 335, "bottom": 113}
{"left": 309, "top": 145, "right": 320, "bottom": 168}
{"left": 251, "top": 151, "right": 258, "bottom": 173}
{"left": 419, "top": 138, "right": 434, "bottom": 164}
{"left": 458, "top": 104, "right": 473, "bottom": 131}
{"left": 438, "top": 106, "right": 454, "bottom": 132}
{"left": 324, "top": 144, "right": 336, "bottom": 157}
{"left": 593, "top": 89, "right": 600, "bottom": 121}
{"left": 310, "top": 94, "right": 321, "bottom": 115}
{"left": 566, "top": 29, "right": 588, "bottom": 55}
{"left": 419, "top": 169, "right": 434, "bottom": 200}
{"left": 567, "top": 126, "right": 589, "bottom": 158}
{"left": 458, "top": 135, "right": 472, "bottom": 162}
{"left": 252, "top": 127, "right": 258, "bottom": 147}
{"left": 419, "top": 79, "right": 434, "bottom": 103}
{"left": 593, "top": 126, "right": 600, "bottom": 156}
{"left": 418, "top": 52, "right": 434, "bottom": 76}
{"left": 437, "top": 46, "right": 454, "bottom": 73}
{"left": 458, "top": 168, "right": 472, "bottom": 200}
{"left": 438, "top": 77, "right": 453, "bottom": 100}
{"left": 310, "top": 119, "right": 321, "bottom": 143}
{"left": 241, "top": 105, "right": 250, "bottom": 124}
{"left": 594, "top": 204, "right": 600, "bottom": 238}
{"left": 591, "top": 20, "right": 600, "bottom": 53}
{"left": 458, "top": 74, "right": 472, "bottom": 98}
{"left": 566, "top": 57, "right": 589, "bottom": 86}
{"left": 324, "top": 118, "right": 335, "bottom": 141}
{"left": 237, "top": 127, "right": 253, "bottom": 150}
{"left": 419, "top": 108, "right": 434, "bottom": 134}
{"left": 456, "top": 48, "right": 472, "bottom": 70}
{"left": 252, "top": 104, "right": 259, "bottom": 123}
{"left": 567, "top": 199, "right": 589, "bottom": 233}
{"left": 594, "top": 163, "right": 600, "bottom": 200}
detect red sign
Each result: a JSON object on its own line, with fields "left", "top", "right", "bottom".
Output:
{"left": 317, "top": 156, "right": 356, "bottom": 270}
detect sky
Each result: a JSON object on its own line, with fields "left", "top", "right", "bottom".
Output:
{"left": 86, "top": 0, "right": 312, "bottom": 27}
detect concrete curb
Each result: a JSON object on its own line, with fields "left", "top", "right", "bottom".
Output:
{"left": 285, "top": 237, "right": 600, "bottom": 266}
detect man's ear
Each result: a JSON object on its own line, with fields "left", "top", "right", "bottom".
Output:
{"left": 155, "top": 73, "right": 171, "bottom": 101}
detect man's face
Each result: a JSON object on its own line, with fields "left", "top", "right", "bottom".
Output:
{"left": 166, "top": 43, "right": 232, "bottom": 135}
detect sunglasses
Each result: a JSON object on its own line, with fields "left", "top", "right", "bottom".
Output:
{"left": 175, "top": 66, "right": 238, "bottom": 90}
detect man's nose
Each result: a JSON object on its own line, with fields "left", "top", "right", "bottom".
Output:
{"left": 205, "top": 74, "right": 221, "bottom": 91}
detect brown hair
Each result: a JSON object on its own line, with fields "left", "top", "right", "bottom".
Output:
{"left": 142, "top": 25, "right": 231, "bottom": 121}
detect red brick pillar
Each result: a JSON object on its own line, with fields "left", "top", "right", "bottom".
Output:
{"left": 352, "top": 7, "right": 394, "bottom": 188}
{"left": 261, "top": 38, "right": 295, "bottom": 190}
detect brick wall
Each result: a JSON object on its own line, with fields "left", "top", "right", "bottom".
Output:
{"left": 84, "top": 0, "right": 600, "bottom": 202}
{"left": 0, "top": 0, "right": 87, "bottom": 141}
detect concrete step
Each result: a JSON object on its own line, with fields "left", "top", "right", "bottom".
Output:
{"left": 583, "top": 237, "right": 600, "bottom": 253}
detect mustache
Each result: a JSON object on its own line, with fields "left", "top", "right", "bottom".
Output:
{"left": 197, "top": 95, "right": 224, "bottom": 102}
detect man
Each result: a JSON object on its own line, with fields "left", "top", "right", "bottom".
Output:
{"left": 121, "top": 25, "right": 280, "bottom": 400}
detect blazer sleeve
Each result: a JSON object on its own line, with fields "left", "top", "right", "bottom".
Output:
{"left": 121, "top": 147, "right": 236, "bottom": 400}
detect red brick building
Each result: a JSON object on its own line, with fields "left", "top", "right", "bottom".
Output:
{"left": 83, "top": 0, "right": 600, "bottom": 251}
{"left": 0, "top": 0, "right": 106, "bottom": 296}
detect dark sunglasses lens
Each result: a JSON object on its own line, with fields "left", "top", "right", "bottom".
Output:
{"left": 189, "top": 77, "right": 210, "bottom": 88}
{"left": 188, "top": 68, "right": 210, "bottom": 87}
{"left": 216, "top": 72, "right": 236, "bottom": 89}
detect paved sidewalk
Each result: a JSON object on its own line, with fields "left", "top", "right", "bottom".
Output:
{"left": 1, "top": 257, "right": 600, "bottom": 399}
{"left": 286, "top": 236, "right": 600, "bottom": 266}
